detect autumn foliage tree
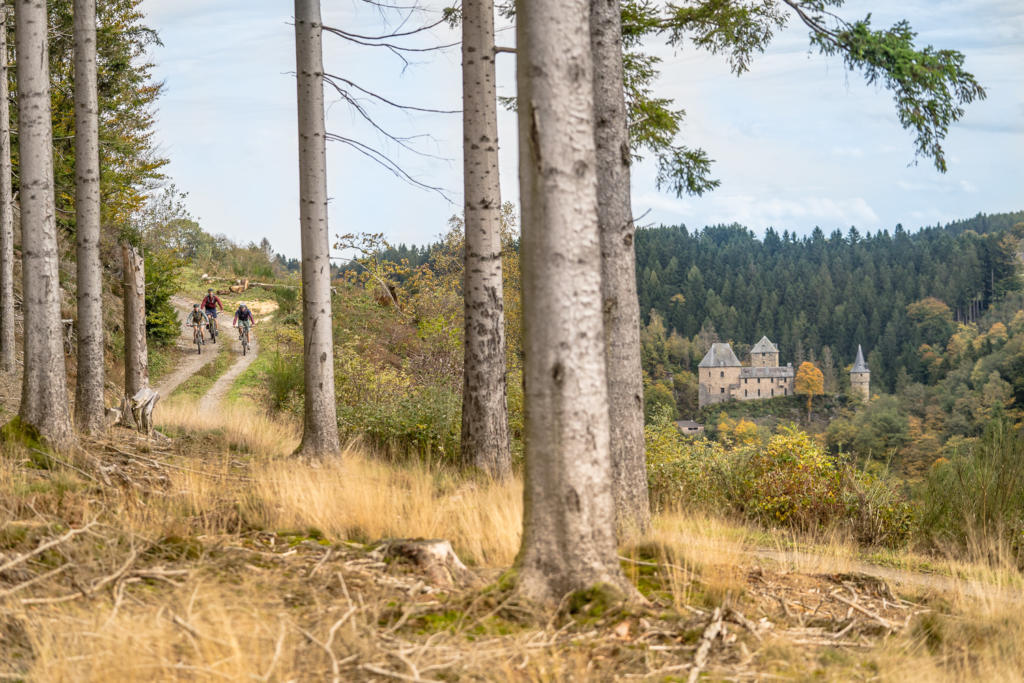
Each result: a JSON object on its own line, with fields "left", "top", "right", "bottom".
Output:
{"left": 795, "top": 361, "right": 824, "bottom": 420}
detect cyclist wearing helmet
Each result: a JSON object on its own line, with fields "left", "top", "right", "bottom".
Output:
{"left": 201, "top": 288, "right": 223, "bottom": 338}
{"left": 186, "top": 303, "right": 209, "bottom": 344}
{"left": 232, "top": 303, "right": 256, "bottom": 335}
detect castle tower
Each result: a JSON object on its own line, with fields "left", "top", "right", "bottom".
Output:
{"left": 850, "top": 345, "right": 870, "bottom": 402}
{"left": 750, "top": 336, "right": 780, "bottom": 368}
{"left": 698, "top": 343, "right": 742, "bottom": 407}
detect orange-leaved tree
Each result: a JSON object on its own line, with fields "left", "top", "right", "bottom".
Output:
{"left": 795, "top": 361, "right": 825, "bottom": 421}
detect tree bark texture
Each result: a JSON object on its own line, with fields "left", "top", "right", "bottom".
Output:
{"left": 294, "top": 0, "right": 341, "bottom": 457}
{"left": 460, "top": 0, "right": 511, "bottom": 479}
{"left": 73, "top": 0, "right": 105, "bottom": 433}
{"left": 15, "top": 0, "right": 74, "bottom": 448}
{"left": 121, "top": 244, "right": 147, "bottom": 400}
{"left": 514, "top": 0, "right": 631, "bottom": 605}
{"left": 0, "top": 9, "right": 14, "bottom": 374}
{"left": 590, "top": 0, "right": 650, "bottom": 538}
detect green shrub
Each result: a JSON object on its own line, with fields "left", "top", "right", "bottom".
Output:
{"left": 265, "top": 351, "right": 304, "bottom": 411}
{"left": 647, "top": 414, "right": 915, "bottom": 547}
{"left": 144, "top": 250, "right": 183, "bottom": 345}
{"left": 272, "top": 286, "right": 300, "bottom": 318}
{"left": 918, "top": 419, "right": 1024, "bottom": 565}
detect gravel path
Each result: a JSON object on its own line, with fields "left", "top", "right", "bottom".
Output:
{"left": 198, "top": 326, "right": 259, "bottom": 411}
{"left": 155, "top": 295, "right": 222, "bottom": 398}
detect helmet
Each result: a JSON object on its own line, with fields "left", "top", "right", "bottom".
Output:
{"left": 207, "top": 288, "right": 213, "bottom": 293}
{"left": 193, "top": 303, "right": 199, "bottom": 308}
{"left": 239, "top": 303, "right": 248, "bottom": 309}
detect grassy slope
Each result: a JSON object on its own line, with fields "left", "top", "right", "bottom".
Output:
{"left": 2, "top": 276, "right": 1022, "bottom": 679}
{"left": 1, "top": 398, "right": 1022, "bottom": 680}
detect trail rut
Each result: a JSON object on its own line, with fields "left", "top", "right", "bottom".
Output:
{"left": 155, "top": 296, "right": 221, "bottom": 397}
{"left": 198, "top": 326, "right": 259, "bottom": 411}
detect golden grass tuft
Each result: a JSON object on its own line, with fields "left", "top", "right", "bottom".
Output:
{"left": 249, "top": 452, "right": 522, "bottom": 567}
{"left": 155, "top": 398, "right": 301, "bottom": 456}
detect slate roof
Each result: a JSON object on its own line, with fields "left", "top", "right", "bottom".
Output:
{"left": 750, "top": 336, "right": 778, "bottom": 354}
{"left": 698, "top": 343, "right": 741, "bottom": 368}
{"left": 740, "top": 366, "right": 794, "bottom": 379}
{"left": 851, "top": 345, "right": 870, "bottom": 373}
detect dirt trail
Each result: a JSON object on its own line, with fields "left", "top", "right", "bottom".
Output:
{"left": 754, "top": 547, "right": 1021, "bottom": 603}
{"left": 155, "top": 296, "right": 222, "bottom": 397}
{"left": 198, "top": 326, "right": 259, "bottom": 411}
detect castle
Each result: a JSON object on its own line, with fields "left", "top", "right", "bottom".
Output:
{"left": 697, "top": 337, "right": 870, "bottom": 407}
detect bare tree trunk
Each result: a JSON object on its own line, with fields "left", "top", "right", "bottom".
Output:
{"left": 460, "top": 0, "right": 511, "bottom": 479}
{"left": 73, "top": 0, "right": 105, "bottom": 433}
{"left": 0, "top": 9, "right": 15, "bottom": 374}
{"left": 590, "top": 0, "right": 650, "bottom": 538}
{"left": 121, "top": 244, "right": 147, "bottom": 404}
{"left": 514, "top": 0, "right": 631, "bottom": 606}
{"left": 294, "top": 0, "right": 340, "bottom": 457}
{"left": 15, "top": 0, "right": 74, "bottom": 448}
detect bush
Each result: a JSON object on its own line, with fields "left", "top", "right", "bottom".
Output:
{"left": 272, "top": 286, "right": 300, "bottom": 318}
{"left": 265, "top": 352, "right": 303, "bottom": 411}
{"left": 918, "top": 419, "right": 1024, "bottom": 565}
{"left": 647, "top": 413, "right": 915, "bottom": 547}
{"left": 144, "top": 250, "right": 183, "bottom": 345}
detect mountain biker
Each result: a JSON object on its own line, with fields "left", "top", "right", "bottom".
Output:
{"left": 186, "top": 303, "right": 209, "bottom": 344}
{"left": 201, "top": 288, "right": 223, "bottom": 339}
{"left": 232, "top": 303, "right": 256, "bottom": 341}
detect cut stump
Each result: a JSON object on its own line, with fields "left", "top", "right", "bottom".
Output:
{"left": 370, "top": 539, "right": 479, "bottom": 588}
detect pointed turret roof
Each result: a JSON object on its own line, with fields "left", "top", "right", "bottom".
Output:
{"left": 698, "top": 343, "right": 741, "bottom": 368}
{"left": 750, "top": 336, "right": 778, "bottom": 354}
{"left": 851, "top": 345, "right": 869, "bottom": 374}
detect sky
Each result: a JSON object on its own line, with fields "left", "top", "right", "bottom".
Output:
{"left": 138, "top": 0, "right": 1024, "bottom": 258}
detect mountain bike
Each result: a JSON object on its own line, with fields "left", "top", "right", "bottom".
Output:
{"left": 237, "top": 324, "right": 250, "bottom": 356}
{"left": 191, "top": 324, "right": 204, "bottom": 354}
{"left": 206, "top": 315, "right": 218, "bottom": 344}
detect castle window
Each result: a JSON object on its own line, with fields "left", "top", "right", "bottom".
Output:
{"left": 744, "top": 390, "right": 748, "bottom": 397}
{"left": 720, "top": 371, "right": 724, "bottom": 378}
{"left": 757, "top": 389, "right": 760, "bottom": 397}
{"left": 771, "top": 389, "right": 774, "bottom": 397}
{"left": 720, "top": 387, "right": 725, "bottom": 394}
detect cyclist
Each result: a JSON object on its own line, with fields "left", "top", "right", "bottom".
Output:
{"left": 232, "top": 302, "right": 256, "bottom": 343}
{"left": 186, "top": 303, "right": 209, "bottom": 344}
{"left": 201, "top": 288, "right": 223, "bottom": 340}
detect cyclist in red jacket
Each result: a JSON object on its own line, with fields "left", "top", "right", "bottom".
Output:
{"left": 201, "top": 288, "right": 223, "bottom": 339}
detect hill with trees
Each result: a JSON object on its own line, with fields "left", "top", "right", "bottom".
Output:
{"left": 635, "top": 211, "right": 1024, "bottom": 393}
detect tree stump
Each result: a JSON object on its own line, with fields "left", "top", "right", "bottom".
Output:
{"left": 370, "top": 539, "right": 478, "bottom": 588}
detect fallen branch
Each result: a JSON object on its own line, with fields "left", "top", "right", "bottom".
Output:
{"left": 0, "top": 521, "right": 97, "bottom": 575}
{"left": 829, "top": 590, "right": 897, "bottom": 631}
{"left": 687, "top": 606, "right": 723, "bottom": 683}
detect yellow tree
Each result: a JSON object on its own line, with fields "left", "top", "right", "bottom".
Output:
{"left": 795, "top": 361, "right": 824, "bottom": 421}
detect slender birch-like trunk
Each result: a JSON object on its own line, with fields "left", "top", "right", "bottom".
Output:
{"left": 514, "top": 0, "right": 631, "bottom": 605}
{"left": 15, "top": 0, "right": 74, "bottom": 447}
{"left": 590, "top": 0, "right": 650, "bottom": 538}
{"left": 460, "top": 0, "right": 510, "bottom": 478}
{"left": 0, "top": 9, "right": 15, "bottom": 374}
{"left": 121, "top": 244, "right": 147, "bottom": 403}
{"left": 294, "top": 0, "right": 340, "bottom": 457}
{"left": 73, "top": 0, "right": 105, "bottom": 433}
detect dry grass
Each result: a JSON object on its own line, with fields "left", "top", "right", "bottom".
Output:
{"left": 155, "top": 397, "right": 300, "bottom": 457}
{"left": 4, "top": 400, "right": 1024, "bottom": 681}
{"left": 249, "top": 453, "right": 522, "bottom": 567}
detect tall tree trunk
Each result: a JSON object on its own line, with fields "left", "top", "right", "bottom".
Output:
{"left": 590, "top": 0, "right": 650, "bottom": 538}
{"left": 15, "top": 0, "right": 74, "bottom": 448}
{"left": 73, "top": 0, "right": 105, "bottom": 433}
{"left": 294, "top": 0, "right": 340, "bottom": 457}
{"left": 514, "top": 0, "right": 631, "bottom": 605}
{"left": 460, "top": 0, "right": 511, "bottom": 478}
{"left": 0, "top": 9, "right": 14, "bottom": 375}
{"left": 121, "top": 244, "right": 147, "bottom": 403}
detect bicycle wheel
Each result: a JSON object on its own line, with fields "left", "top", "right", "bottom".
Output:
{"left": 194, "top": 329, "right": 201, "bottom": 354}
